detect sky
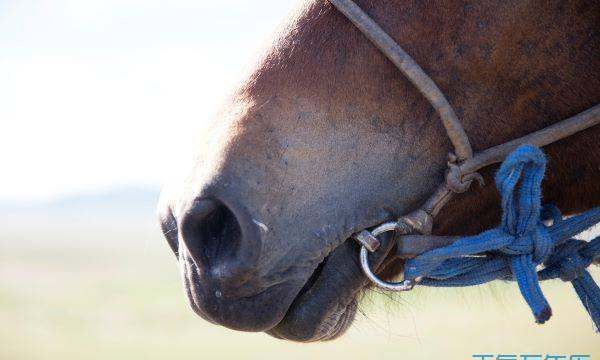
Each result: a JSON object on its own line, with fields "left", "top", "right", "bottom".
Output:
{"left": 0, "top": 0, "right": 296, "bottom": 201}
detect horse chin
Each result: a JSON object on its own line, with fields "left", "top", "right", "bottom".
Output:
{"left": 268, "top": 297, "right": 358, "bottom": 342}
{"left": 267, "top": 240, "right": 365, "bottom": 342}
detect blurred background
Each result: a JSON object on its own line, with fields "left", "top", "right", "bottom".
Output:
{"left": 1, "top": 0, "right": 598, "bottom": 358}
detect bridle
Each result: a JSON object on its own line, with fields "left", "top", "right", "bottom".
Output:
{"left": 329, "top": 0, "right": 600, "bottom": 292}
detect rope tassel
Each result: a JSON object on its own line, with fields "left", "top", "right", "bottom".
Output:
{"left": 572, "top": 272, "right": 600, "bottom": 331}
{"left": 404, "top": 145, "right": 600, "bottom": 329}
{"left": 510, "top": 254, "right": 552, "bottom": 323}
{"left": 539, "top": 237, "right": 600, "bottom": 331}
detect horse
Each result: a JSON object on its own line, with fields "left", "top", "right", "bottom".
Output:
{"left": 158, "top": 0, "right": 600, "bottom": 342}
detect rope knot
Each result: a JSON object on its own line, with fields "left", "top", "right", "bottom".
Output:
{"left": 498, "top": 225, "right": 554, "bottom": 265}
{"left": 445, "top": 153, "right": 484, "bottom": 194}
{"left": 557, "top": 255, "right": 586, "bottom": 282}
{"left": 403, "top": 145, "right": 600, "bottom": 330}
{"left": 544, "top": 240, "right": 592, "bottom": 282}
{"left": 494, "top": 145, "right": 553, "bottom": 323}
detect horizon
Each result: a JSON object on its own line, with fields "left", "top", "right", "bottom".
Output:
{"left": 1, "top": 0, "right": 296, "bottom": 202}
{"left": 0, "top": 183, "right": 160, "bottom": 206}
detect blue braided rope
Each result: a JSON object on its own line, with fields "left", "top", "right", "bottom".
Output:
{"left": 404, "top": 144, "right": 600, "bottom": 330}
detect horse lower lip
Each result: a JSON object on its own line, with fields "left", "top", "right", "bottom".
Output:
{"left": 269, "top": 238, "right": 364, "bottom": 341}
{"left": 273, "top": 248, "right": 336, "bottom": 330}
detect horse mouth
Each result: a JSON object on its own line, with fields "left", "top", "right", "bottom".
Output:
{"left": 167, "top": 207, "right": 388, "bottom": 342}
{"left": 269, "top": 228, "right": 400, "bottom": 342}
{"left": 267, "top": 239, "right": 365, "bottom": 342}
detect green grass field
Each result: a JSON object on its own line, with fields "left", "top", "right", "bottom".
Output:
{"left": 1, "top": 217, "right": 598, "bottom": 359}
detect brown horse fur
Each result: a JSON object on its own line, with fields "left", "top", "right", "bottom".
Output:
{"left": 158, "top": 0, "right": 600, "bottom": 342}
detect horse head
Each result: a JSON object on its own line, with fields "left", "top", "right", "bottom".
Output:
{"left": 158, "top": 0, "right": 600, "bottom": 341}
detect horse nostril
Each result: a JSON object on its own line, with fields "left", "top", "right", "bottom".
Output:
{"left": 179, "top": 198, "right": 252, "bottom": 288}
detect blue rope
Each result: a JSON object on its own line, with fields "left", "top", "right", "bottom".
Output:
{"left": 404, "top": 145, "right": 600, "bottom": 330}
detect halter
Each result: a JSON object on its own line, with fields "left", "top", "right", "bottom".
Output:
{"left": 329, "top": 0, "right": 600, "bottom": 297}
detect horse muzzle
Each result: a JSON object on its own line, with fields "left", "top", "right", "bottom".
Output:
{"left": 158, "top": 193, "right": 310, "bottom": 332}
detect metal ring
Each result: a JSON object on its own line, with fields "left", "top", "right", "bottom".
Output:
{"left": 371, "top": 221, "right": 399, "bottom": 236}
{"left": 358, "top": 222, "right": 416, "bottom": 291}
